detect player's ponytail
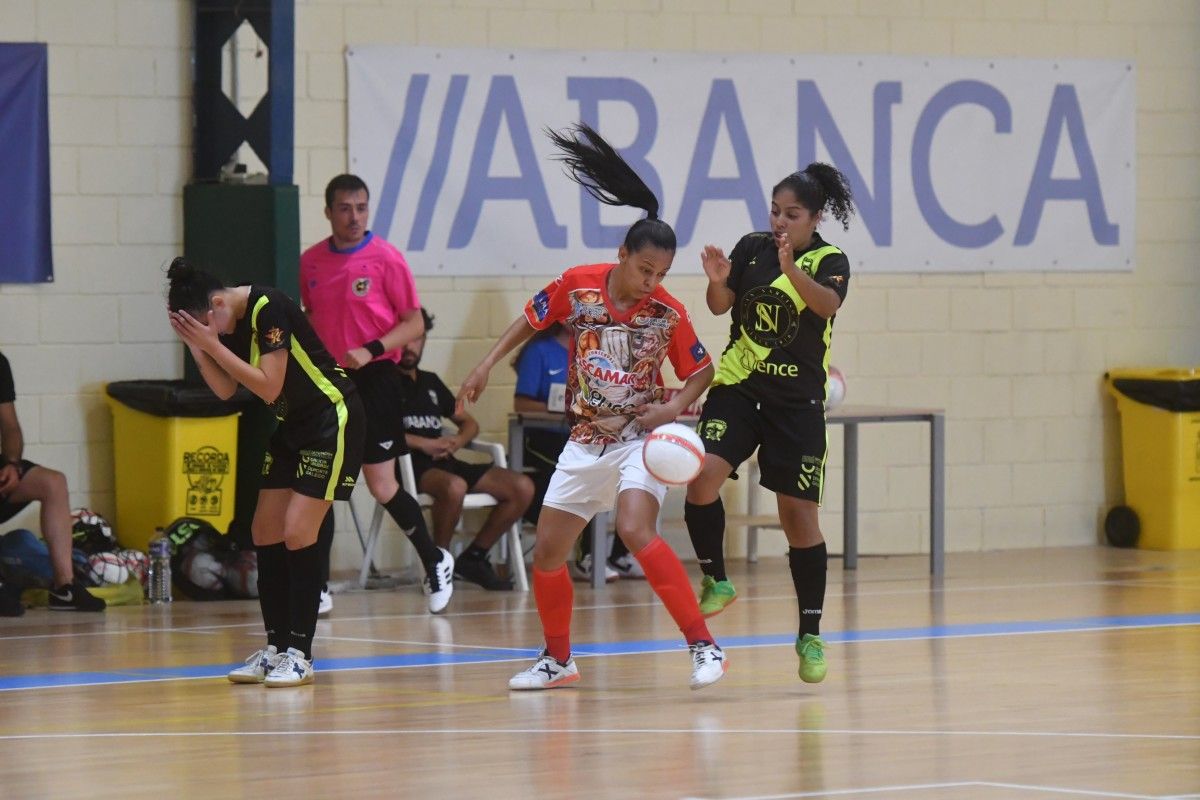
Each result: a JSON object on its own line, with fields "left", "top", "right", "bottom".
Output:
{"left": 166, "top": 257, "right": 224, "bottom": 316}
{"left": 772, "top": 163, "right": 856, "bottom": 231}
{"left": 546, "top": 122, "right": 676, "bottom": 253}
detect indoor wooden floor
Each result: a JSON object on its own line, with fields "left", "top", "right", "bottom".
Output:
{"left": 1, "top": 546, "right": 1198, "bottom": 799}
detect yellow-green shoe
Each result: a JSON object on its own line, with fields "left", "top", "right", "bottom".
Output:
{"left": 698, "top": 575, "right": 737, "bottom": 618}
{"left": 796, "top": 633, "right": 827, "bottom": 683}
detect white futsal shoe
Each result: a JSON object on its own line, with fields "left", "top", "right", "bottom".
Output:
{"left": 318, "top": 586, "right": 333, "bottom": 616}
{"left": 425, "top": 548, "right": 454, "bottom": 614}
{"left": 689, "top": 641, "right": 728, "bottom": 690}
{"left": 264, "top": 647, "right": 315, "bottom": 687}
{"left": 227, "top": 645, "right": 282, "bottom": 684}
{"left": 508, "top": 651, "right": 580, "bottom": 690}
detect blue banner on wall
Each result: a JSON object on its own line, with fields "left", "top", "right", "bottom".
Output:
{"left": 0, "top": 43, "right": 52, "bottom": 283}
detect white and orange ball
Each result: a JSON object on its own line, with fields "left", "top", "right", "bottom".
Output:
{"left": 642, "top": 422, "right": 705, "bottom": 485}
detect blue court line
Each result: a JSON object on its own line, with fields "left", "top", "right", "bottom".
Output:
{"left": 1, "top": 611, "right": 1196, "bottom": 693}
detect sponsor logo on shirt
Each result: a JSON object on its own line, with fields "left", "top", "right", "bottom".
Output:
{"left": 353, "top": 277, "right": 371, "bottom": 296}
{"left": 690, "top": 341, "right": 707, "bottom": 362}
{"left": 264, "top": 327, "right": 283, "bottom": 346}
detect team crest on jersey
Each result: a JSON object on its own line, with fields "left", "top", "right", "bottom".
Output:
{"left": 531, "top": 290, "right": 550, "bottom": 321}
{"left": 702, "top": 419, "right": 727, "bottom": 441}
{"left": 798, "top": 254, "right": 818, "bottom": 276}
{"left": 827, "top": 275, "right": 845, "bottom": 286}
{"left": 353, "top": 277, "right": 371, "bottom": 296}
{"left": 742, "top": 285, "right": 800, "bottom": 348}
{"left": 264, "top": 327, "right": 283, "bottom": 346}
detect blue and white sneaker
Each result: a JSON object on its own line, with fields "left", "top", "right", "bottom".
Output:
{"left": 264, "top": 647, "right": 314, "bottom": 687}
{"left": 227, "top": 645, "right": 281, "bottom": 684}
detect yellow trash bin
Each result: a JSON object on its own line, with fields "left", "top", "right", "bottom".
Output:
{"left": 105, "top": 381, "right": 240, "bottom": 552}
{"left": 1104, "top": 367, "right": 1200, "bottom": 550}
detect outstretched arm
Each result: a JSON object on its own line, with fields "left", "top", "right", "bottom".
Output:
{"left": 456, "top": 316, "right": 538, "bottom": 413}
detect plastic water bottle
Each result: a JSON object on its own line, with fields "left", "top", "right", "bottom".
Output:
{"left": 146, "top": 527, "right": 172, "bottom": 604}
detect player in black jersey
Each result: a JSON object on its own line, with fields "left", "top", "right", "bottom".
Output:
{"left": 167, "top": 258, "right": 364, "bottom": 687}
{"left": 685, "top": 163, "right": 855, "bottom": 684}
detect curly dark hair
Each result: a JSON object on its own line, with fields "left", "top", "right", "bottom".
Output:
{"left": 772, "top": 163, "right": 855, "bottom": 231}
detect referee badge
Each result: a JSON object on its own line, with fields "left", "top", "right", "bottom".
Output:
{"left": 353, "top": 277, "right": 371, "bottom": 296}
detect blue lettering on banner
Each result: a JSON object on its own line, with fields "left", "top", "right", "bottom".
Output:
{"left": 374, "top": 73, "right": 429, "bottom": 242}
{"left": 912, "top": 79, "right": 1010, "bottom": 249}
{"left": 449, "top": 75, "right": 566, "bottom": 249}
{"left": 568, "top": 77, "right": 663, "bottom": 248}
{"left": 674, "top": 79, "right": 766, "bottom": 246}
{"left": 361, "top": 56, "right": 1128, "bottom": 269}
{"left": 1014, "top": 84, "right": 1118, "bottom": 246}
{"left": 408, "top": 74, "right": 468, "bottom": 251}
{"left": 797, "top": 80, "right": 901, "bottom": 246}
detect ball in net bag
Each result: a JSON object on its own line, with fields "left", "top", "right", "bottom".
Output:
{"left": 642, "top": 422, "right": 705, "bottom": 485}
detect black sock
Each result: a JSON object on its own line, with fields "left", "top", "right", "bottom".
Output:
{"left": 255, "top": 542, "right": 291, "bottom": 652}
{"left": 461, "top": 543, "right": 488, "bottom": 561}
{"left": 684, "top": 498, "right": 727, "bottom": 582}
{"left": 317, "top": 507, "right": 335, "bottom": 587}
{"left": 609, "top": 533, "right": 629, "bottom": 561}
{"left": 286, "top": 541, "right": 323, "bottom": 660}
{"left": 789, "top": 542, "right": 827, "bottom": 637}
{"left": 383, "top": 489, "right": 441, "bottom": 571}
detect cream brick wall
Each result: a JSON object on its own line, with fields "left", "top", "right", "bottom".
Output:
{"left": 2, "top": 0, "right": 1196, "bottom": 571}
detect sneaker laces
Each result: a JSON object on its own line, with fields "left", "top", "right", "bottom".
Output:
{"left": 800, "top": 637, "right": 825, "bottom": 662}
{"left": 691, "top": 641, "right": 714, "bottom": 667}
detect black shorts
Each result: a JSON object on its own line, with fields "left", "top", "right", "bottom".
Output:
{"left": 261, "top": 393, "right": 365, "bottom": 501}
{"left": 348, "top": 360, "right": 409, "bottom": 463}
{"left": 410, "top": 452, "right": 493, "bottom": 492}
{"left": 696, "top": 385, "right": 828, "bottom": 503}
{"left": 0, "top": 459, "right": 36, "bottom": 523}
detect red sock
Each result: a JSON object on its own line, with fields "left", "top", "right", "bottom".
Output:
{"left": 635, "top": 537, "right": 714, "bottom": 645}
{"left": 533, "top": 565, "right": 573, "bottom": 662}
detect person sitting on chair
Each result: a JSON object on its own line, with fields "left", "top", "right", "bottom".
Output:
{"left": 0, "top": 351, "right": 105, "bottom": 614}
{"left": 399, "top": 309, "right": 534, "bottom": 591}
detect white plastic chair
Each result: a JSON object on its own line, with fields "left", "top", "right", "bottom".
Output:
{"left": 354, "top": 437, "right": 529, "bottom": 592}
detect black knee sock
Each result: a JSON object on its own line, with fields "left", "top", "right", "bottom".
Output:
{"left": 789, "top": 542, "right": 827, "bottom": 637}
{"left": 383, "top": 489, "right": 441, "bottom": 571}
{"left": 286, "top": 541, "right": 323, "bottom": 660}
{"left": 684, "top": 498, "right": 727, "bottom": 582}
{"left": 255, "top": 542, "right": 290, "bottom": 652}
{"left": 317, "top": 507, "right": 335, "bottom": 587}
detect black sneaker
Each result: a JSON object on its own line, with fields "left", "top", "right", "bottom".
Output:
{"left": 48, "top": 581, "right": 106, "bottom": 612}
{"left": 453, "top": 552, "right": 514, "bottom": 591}
{"left": 0, "top": 580, "right": 24, "bottom": 617}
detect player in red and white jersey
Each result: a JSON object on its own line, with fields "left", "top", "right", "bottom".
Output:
{"left": 458, "top": 123, "right": 727, "bottom": 692}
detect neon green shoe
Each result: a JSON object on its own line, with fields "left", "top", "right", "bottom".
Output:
{"left": 796, "top": 633, "right": 827, "bottom": 683}
{"left": 698, "top": 575, "right": 737, "bottom": 618}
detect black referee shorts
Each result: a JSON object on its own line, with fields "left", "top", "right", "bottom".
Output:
{"left": 696, "top": 385, "right": 828, "bottom": 503}
{"left": 348, "top": 360, "right": 409, "bottom": 463}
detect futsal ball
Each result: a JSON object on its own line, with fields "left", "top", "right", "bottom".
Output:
{"left": 86, "top": 552, "right": 130, "bottom": 586}
{"left": 116, "top": 548, "right": 150, "bottom": 586}
{"left": 71, "top": 508, "right": 115, "bottom": 555}
{"left": 182, "top": 550, "right": 225, "bottom": 593}
{"left": 222, "top": 550, "right": 259, "bottom": 598}
{"left": 642, "top": 422, "right": 705, "bottom": 485}
{"left": 825, "top": 365, "right": 846, "bottom": 411}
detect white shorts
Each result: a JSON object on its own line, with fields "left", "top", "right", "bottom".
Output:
{"left": 543, "top": 439, "right": 668, "bottom": 522}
